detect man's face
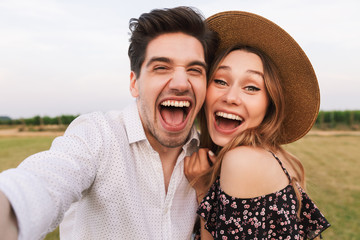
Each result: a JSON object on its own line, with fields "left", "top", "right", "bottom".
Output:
{"left": 130, "top": 32, "right": 207, "bottom": 150}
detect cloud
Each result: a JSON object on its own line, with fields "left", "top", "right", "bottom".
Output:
{"left": 1, "top": 0, "right": 359, "bottom": 118}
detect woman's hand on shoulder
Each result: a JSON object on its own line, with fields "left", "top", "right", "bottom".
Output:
{"left": 220, "top": 146, "right": 288, "bottom": 199}
{"left": 184, "top": 148, "right": 216, "bottom": 203}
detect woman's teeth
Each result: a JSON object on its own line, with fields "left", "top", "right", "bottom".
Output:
{"left": 215, "top": 111, "right": 243, "bottom": 121}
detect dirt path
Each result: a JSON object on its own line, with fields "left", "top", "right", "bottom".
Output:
{"left": 0, "top": 128, "right": 64, "bottom": 137}
{"left": 308, "top": 130, "right": 360, "bottom": 136}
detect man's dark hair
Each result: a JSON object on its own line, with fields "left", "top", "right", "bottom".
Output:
{"left": 128, "top": 6, "right": 218, "bottom": 77}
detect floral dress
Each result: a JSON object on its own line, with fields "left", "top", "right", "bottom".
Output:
{"left": 197, "top": 152, "right": 330, "bottom": 240}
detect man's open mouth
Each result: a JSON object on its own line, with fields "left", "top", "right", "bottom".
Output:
{"left": 215, "top": 111, "right": 243, "bottom": 130}
{"left": 159, "top": 100, "right": 191, "bottom": 127}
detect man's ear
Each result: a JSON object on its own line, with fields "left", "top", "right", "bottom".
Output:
{"left": 130, "top": 71, "right": 139, "bottom": 97}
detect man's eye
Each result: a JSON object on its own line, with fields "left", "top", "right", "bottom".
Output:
{"left": 214, "top": 79, "right": 227, "bottom": 86}
{"left": 188, "top": 68, "right": 203, "bottom": 75}
{"left": 245, "top": 86, "right": 260, "bottom": 92}
{"left": 154, "top": 66, "right": 168, "bottom": 71}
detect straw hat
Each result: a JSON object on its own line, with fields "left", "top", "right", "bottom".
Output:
{"left": 206, "top": 11, "right": 320, "bottom": 144}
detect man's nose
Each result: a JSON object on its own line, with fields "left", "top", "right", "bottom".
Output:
{"left": 168, "top": 68, "right": 191, "bottom": 92}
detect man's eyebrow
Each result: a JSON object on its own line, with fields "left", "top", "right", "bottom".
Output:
{"left": 146, "top": 57, "right": 172, "bottom": 67}
{"left": 146, "top": 57, "right": 207, "bottom": 70}
{"left": 188, "top": 60, "right": 207, "bottom": 70}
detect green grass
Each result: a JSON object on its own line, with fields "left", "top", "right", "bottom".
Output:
{"left": 0, "top": 136, "right": 55, "bottom": 170}
{"left": 284, "top": 134, "right": 360, "bottom": 239}
{"left": 1, "top": 134, "right": 359, "bottom": 239}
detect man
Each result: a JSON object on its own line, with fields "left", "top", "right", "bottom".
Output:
{"left": 0, "top": 6, "right": 218, "bottom": 239}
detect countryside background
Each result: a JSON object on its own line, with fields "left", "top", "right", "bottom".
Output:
{"left": 0, "top": 110, "right": 359, "bottom": 239}
{"left": 1, "top": 0, "right": 359, "bottom": 239}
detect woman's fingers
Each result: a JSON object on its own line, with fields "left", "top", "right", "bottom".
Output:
{"left": 184, "top": 152, "right": 200, "bottom": 182}
{"left": 197, "top": 148, "right": 211, "bottom": 170}
{"left": 208, "top": 150, "right": 217, "bottom": 165}
{"left": 184, "top": 156, "right": 190, "bottom": 175}
{"left": 184, "top": 148, "right": 217, "bottom": 182}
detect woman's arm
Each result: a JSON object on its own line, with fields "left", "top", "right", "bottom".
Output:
{"left": 184, "top": 148, "right": 216, "bottom": 203}
{"left": 184, "top": 148, "right": 216, "bottom": 239}
{"left": 199, "top": 217, "right": 214, "bottom": 240}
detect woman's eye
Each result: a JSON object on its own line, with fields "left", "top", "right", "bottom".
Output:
{"left": 214, "top": 79, "right": 227, "bottom": 86}
{"left": 245, "top": 86, "right": 260, "bottom": 92}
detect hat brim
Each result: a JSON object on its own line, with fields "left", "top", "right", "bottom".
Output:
{"left": 206, "top": 11, "right": 320, "bottom": 144}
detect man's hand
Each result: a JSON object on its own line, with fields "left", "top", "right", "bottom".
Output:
{"left": 0, "top": 191, "right": 18, "bottom": 240}
{"left": 184, "top": 148, "right": 216, "bottom": 203}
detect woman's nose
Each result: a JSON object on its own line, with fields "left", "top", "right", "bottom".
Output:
{"left": 224, "top": 86, "right": 242, "bottom": 105}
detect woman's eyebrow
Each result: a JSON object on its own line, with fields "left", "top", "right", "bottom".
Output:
{"left": 247, "top": 69, "right": 264, "bottom": 78}
{"left": 217, "top": 66, "right": 264, "bottom": 79}
{"left": 217, "top": 65, "right": 231, "bottom": 71}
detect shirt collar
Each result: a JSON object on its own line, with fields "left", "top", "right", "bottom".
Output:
{"left": 123, "top": 101, "right": 147, "bottom": 144}
{"left": 123, "top": 101, "right": 200, "bottom": 154}
{"left": 182, "top": 125, "right": 200, "bottom": 157}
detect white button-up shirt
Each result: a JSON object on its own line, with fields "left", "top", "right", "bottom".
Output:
{"left": 0, "top": 102, "right": 199, "bottom": 240}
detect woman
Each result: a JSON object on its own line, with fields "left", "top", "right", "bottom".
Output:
{"left": 185, "top": 11, "right": 330, "bottom": 239}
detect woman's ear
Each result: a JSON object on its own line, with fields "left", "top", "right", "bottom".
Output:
{"left": 130, "top": 71, "right": 139, "bottom": 97}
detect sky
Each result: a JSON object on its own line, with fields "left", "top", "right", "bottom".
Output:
{"left": 1, "top": 0, "right": 359, "bottom": 119}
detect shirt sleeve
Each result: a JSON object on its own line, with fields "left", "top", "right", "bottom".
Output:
{"left": 298, "top": 186, "right": 331, "bottom": 239}
{"left": 0, "top": 113, "right": 104, "bottom": 240}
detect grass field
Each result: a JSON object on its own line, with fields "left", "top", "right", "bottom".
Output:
{"left": 0, "top": 133, "right": 359, "bottom": 239}
{"left": 284, "top": 134, "right": 360, "bottom": 239}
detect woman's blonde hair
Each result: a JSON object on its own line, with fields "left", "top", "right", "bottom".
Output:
{"left": 197, "top": 45, "right": 306, "bottom": 216}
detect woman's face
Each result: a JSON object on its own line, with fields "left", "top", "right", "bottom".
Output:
{"left": 205, "top": 50, "right": 269, "bottom": 147}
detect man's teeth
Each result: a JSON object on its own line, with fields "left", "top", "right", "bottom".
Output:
{"left": 161, "top": 100, "right": 190, "bottom": 107}
{"left": 216, "top": 112, "right": 243, "bottom": 121}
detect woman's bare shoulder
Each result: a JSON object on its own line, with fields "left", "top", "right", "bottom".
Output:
{"left": 220, "top": 146, "right": 289, "bottom": 199}
{"left": 221, "top": 146, "right": 258, "bottom": 168}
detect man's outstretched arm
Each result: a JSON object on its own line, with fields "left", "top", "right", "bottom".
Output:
{"left": 0, "top": 191, "right": 18, "bottom": 240}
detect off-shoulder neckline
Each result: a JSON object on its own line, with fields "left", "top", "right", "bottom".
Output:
{"left": 216, "top": 177, "right": 294, "bottom": 201}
